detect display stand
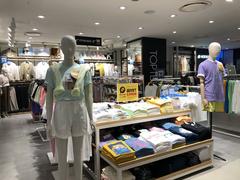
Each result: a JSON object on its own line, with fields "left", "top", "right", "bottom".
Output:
{"left": 93, "top": 109, "right": 213, "bottom": 180}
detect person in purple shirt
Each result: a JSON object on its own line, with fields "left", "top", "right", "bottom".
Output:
{"left": 197, "top": 42, "right": 226, "bottom": 112}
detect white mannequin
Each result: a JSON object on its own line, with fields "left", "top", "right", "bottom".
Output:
{"left": 46, "top": 35, "right": 93, "bottom": 180}
{"left": 198, "top": 42, "right": 223, "bottom": 107}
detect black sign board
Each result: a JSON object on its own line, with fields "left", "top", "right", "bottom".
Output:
{"left": 75, "top": 36, "right": 102, "bottom": 46}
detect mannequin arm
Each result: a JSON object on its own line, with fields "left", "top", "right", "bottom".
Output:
{"left": 199, "top": 77, "right": 208, "bottom": 106}
{"left": 85, "top": 83, "right": 93, "bottom": 122}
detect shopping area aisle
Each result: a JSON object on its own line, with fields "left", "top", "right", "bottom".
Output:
{"left": 0, "top": 114, "right": 56, "bottom": 180}
{"left": 1, "top": 114, "right": 240, "bottom": 180}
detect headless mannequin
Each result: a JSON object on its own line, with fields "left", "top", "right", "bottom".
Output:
{"left": 46, "top": 35, "right": 93, "bottom": 180}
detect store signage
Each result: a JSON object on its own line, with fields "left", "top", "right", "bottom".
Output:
{"left": 75, "top": 36, "right": 102, "bottom": 46}
{"left": 197, "top": 55, "right": 208, "bottom": 59}
{"left": 117, "top": 83, "right": 139, "bottom": 102}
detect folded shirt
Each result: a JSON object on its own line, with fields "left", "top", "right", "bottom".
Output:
{"left": 181, "top": 122, "right": 211, "bottom": 140}
{"left": 93, "top": 108, "right": 127, "bottom": 121}
{"left": 125, "top": 137, "right": 154, "bottom": 158}
{"left": 102, "top": 140, "right": 136, "bottom": 164}
{"left": 117, "top": 134, "right": 135, "bottom": 141}
{"left": 150, "top": 127, "right": 186, "bottom": 148}
{"left": 162, "top": 123, "right": 199, "bottom": 144}
{"left": 140, "top": 130, "right": 171, "bottom": 152}
{"left": 175, "top": 116, "right": 192, "bottom": 125}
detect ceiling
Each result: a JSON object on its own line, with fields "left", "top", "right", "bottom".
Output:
{"left": 0, "top": 0, "right": 240, "bottom": 48}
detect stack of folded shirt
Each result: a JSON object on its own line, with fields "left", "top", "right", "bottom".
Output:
{"left": 150, "top": 127, "right": 186, "bottom": 148}
{"left": 147, "top": 98, "right": 174, "bottom": 114}
{"left": 162, "top": 123, "right": 199, "bottom": 144}
{"left": 181, "top": 122, "right": 211, "bottom": 140}
{"left": 125, "top": 137, "right": 154, "bottom": 158}
{"left": 140, "top": 130, "right": 171, "bottom": 152}
{"left": 93, "top": 108, "right": 127, "bottom": 121}
{"left": 102, "top": 140, "right": 136, "bottom": 163}
{"left": 100, "top": 134, "right": 116, "bottom": 149}
{"left": 175, "top": 116, "right": 192, "bottom": 125}
{"left": 114, "top": 103, "right": 148, "bottom": 117}
{"left": 137, "top": 102, "right": 160, "bottom": 115}
{"left": 117, "top": 134, "right": 135, "bottom": 141}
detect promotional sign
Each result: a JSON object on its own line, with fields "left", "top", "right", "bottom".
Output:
{"left": 117, "top": 83, "right": 139, "bottom": 102}
{"left": 75, "top": 36, "right": 102, "bottom": 46}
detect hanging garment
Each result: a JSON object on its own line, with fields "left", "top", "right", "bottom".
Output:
{"left": 9, "top": 86, "right": 19, "bottom": 111}
{"left": 35, "top": 61, "right": 49, "bottom": 79}
{"left": 19, "top": 61, "right": 35, "bottom": 80}
{"left": 224, "top": 80, "right": 229, "bottom": 113}
{"left": 228, "top": 80, "right": 235, "bottom": 113}
{"left": 232, "top": 80, "right": 240, "bottom": 114}
{"left": 2, "top": 61, "right": 20, "bottom": 81}
{"left": 144, "top": 84, "right": 158, "bottom": 97}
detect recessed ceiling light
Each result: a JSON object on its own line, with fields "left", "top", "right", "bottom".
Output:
{"left": 172, "top": 41, "right": 176, "bottom": 44}
{"left": 117, "top": 35, "right": 121, "bottom": 38}
{"left": 225, "top": 0, "right": 233, "bottom": 2}
{"left": 209, "top": 20, "right": 214, "bottom": 24}
{"left": 173, "top": 31, "right": 177, "bottom": 34}
{"left": 238, "top": 27, "right": 240, "bottom": 30}
{"left": 94, "top": 22, "right": 100, "bottom": 25}
{"left": 227, "top": 38, "right": 231, "bottom": 41}
{"left": 191, "top": 45, "right": 195, "bottom": 47}
{"left": 32, "top": 28, "right": 38, "bottom": 31}
{"left": 38, "top": 15, "right": 45, "bottom": 19}
{"left": 120, "top": 6, "right": 126, "bottom": 10}
{"left": 138, "top": 27, "right": 143, "bottom": 30}
{"left": 170, "top": 14, "right": 176, "bottom": 18}
{"left": 28, "top": 37, "right": 33, "bottom": 39}
{"left": 225, "top": 48, "right": 229, "bottom": 50}
{"left": 79, "top": 32, "right": 84, "bottom": 35}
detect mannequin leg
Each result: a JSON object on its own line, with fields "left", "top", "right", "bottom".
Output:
{"left": 72, "top": 136, "right": 84, "bottom": 180}
{"left": 56, "top": 137, "right": 68, "bottom": 180}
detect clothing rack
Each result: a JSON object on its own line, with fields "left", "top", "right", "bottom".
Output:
{"left": 84, "top": 59, "right": 115, "bottom": 63}
{"left": 213, "top": 75, "right": 240, "bottom": 140}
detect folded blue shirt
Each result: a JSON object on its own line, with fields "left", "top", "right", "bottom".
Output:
{"left": 125, "top": 137, "right": 154, "bottom": 158}
{"left": 162, "top": 123, "right": 199, "bottom": 144}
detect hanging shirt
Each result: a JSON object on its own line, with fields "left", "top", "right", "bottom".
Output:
{"left": 0, "top": 74, "right": 10, "bottom": 87}
{"left": 2, "top": 61, "right": 20, "bottom": 81}
{"left": 19, "top": 61, "right": 35, "bottom": 80}
{"left": 197, "top": 59, "right": 226, "bottom": 102}
{"left": 144, "top": 84, "right": 158, "bottom": 97}
{"left": 35, "top": 61, "right": 49, "bottom": 79}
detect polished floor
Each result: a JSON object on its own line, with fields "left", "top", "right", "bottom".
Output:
{"left": 1, "top": 113, "right": 240, "bottom": 180}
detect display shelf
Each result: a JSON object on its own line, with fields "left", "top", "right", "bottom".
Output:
{"left": 100, "top": 139, "right": 213, "bottom": 169}
{"left": 156, "top": 160, "right": 212, "bottom": 180}
{"left": 94, "top": 109, "right": 191, "bottom": 129}
{"left": 93, "top": 109, "right": 198, "bottom": 180}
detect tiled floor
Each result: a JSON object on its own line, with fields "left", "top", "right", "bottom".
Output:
{"left": 1, "top": 113, "right": 240, "bottom": 180}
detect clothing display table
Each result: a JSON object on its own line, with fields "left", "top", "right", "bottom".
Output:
{"left": 93, "top": 109, "right": 213, "bottom": 180}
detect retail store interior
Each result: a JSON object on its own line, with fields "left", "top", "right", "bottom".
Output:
{"left": 1, "top": 0, "right": 240, "bottom": 180}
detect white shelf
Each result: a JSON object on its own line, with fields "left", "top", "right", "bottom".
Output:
{"left": 100, "top": 139, "right": 213, "bottom": 170}
{"left": 92, "top": 109, "right": 213, "bottom": 180}
{"left": 94, "top": 109, "right": 191, "bottom": 129}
